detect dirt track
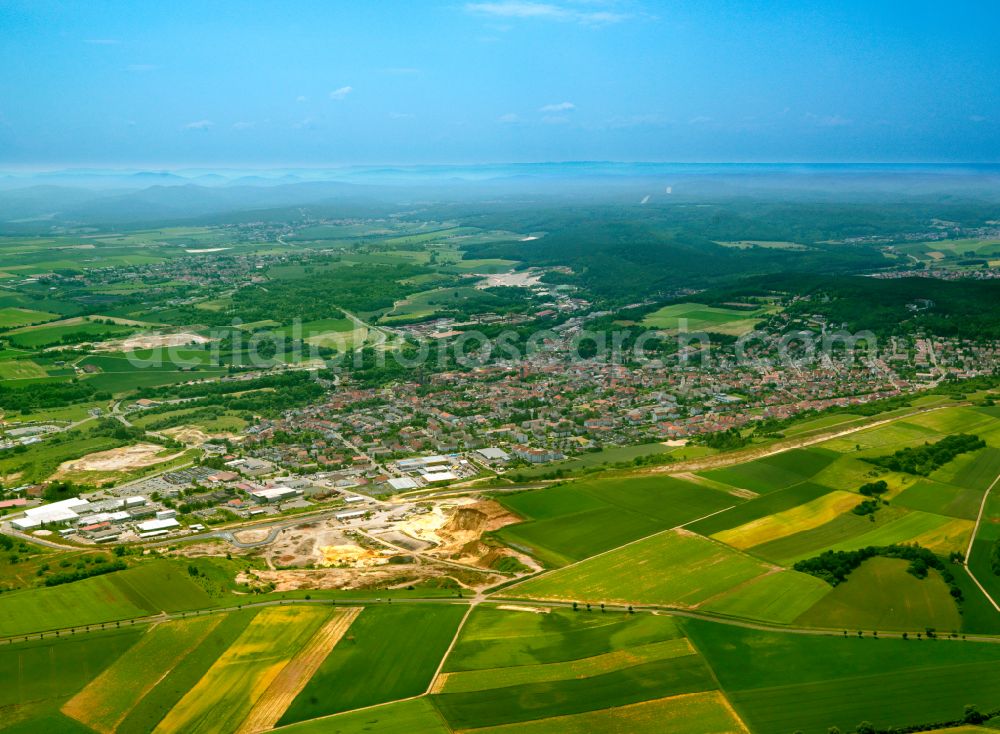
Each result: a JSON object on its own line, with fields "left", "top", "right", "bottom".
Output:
{"left": 646, "top": 405, "right": 951, "bottom": 476}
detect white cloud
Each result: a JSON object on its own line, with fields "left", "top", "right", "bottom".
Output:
{"left": 296, "top": 95, "right": 308, "bottom": 103}
{"left": 688, "top": 115, "right": 712, "bottom": 125}
{"left": 540, "top": 101, "right": 575, "bottom": 112}
{"left": 183, "top": 119, "right": 214, "bottom": 130}
{"left": 498, "top": 112, "right": 521, "bottom": 123}
{"left": 125, "top": 64, "right": 160, "bottom": 72}
{"left": 389, "top": 112, "right": 415, "bottom": 119}
{"left": 383, "top": 67, "right": 420, "bottom": 75}
{"left": 84, "top": 38, "right": 120, "bottom": 45}
{"left": 293, "top": 116, "right": 319, "bottom": 129}
{"left": 542, "top": 115, "right": 571, "bottom": 125}
{"left": 970, "top": 114, "right": 987, "bottom": 123}
{"left": 232, "top": 121, "right": 256, "bottom": 130}
{"left": 329, "top": 86, "right": 353, "bottom": 100}
{"left": 465, "top": 2, "right": 628, "bottom": 24}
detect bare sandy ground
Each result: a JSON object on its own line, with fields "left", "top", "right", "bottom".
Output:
{"left": 477, "top": 270, "right": 542, "bottom": 288}
{"left": 119, "top": 332, "right": 211, "bottom": 349}
{"left": 319, "top": 543, "right": 387, "bottom": 568}
{"left": 236, "top": 564, "right": 499, "bottom": 592}
{"left": 54, "top": 443, "right": 182, "bottom": 477}
{"left": 162, "top": 426, "right": 237, "bottom": 445}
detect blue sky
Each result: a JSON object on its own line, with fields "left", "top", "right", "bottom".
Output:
{"left": 0, "top": 0, "right": 998, "bottom": 166}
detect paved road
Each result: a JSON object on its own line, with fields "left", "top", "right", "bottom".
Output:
{"left": 0, "top": 524, "right": 76, "bottom": 550}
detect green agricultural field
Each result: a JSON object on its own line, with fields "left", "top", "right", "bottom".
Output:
{"left": 82, "top": 362, "right": 229, "bottom": 393}
{"left": 686, "top": 482, "right": 834, "bottom": 536}
{"left": 116, "top": 611, "right": 258, "bottom": 734}
{"left": 700, "top": 448, "right": 839, "bottom": 494}
{"left": 279, "top": 604, "right": 467, "bottom": 725}
{"left": 510, "top": 441, "right": 681, "bottom": 478}
{"left": 0, "top": 628, "right": 143, "bottom": 732}
{"left": 428, "top": 605, "right": 737, "bottom": 731}
{"left": 966, "top": 490, "right": 1000, "bottom": 608}
{"left": 899, "top": 238, "right": 1000, "bottom": 259}
{"left": 0, "top": 359, "right": 50, "bottom": 380}
{"left": 818, "top": 419, "right": 940, "bottom": 454}
{"left": 894, "top": 478, "right": 985, "bottom": 520}
{"left": 380, "top": 285, "right": 483, "bottom": 323}
{"left": 445, "top": 257, "right": 519, "bottom": 273}
{"left": 511, "top": 530, "right": 770, "bottom": 608}
{"left": 496, "top": 475, "right": 739, "bottom": 567}
{"left": 712, "top": 490, "right": 861, "bottom": 549}
{"left": 0, "top": 307, "right": 59, "bottom": 328}
{"left": 7, "top": 321, "right": 136, "bottom": 348}
{"left": 80, "top": 350, "right": 220, "bottom": 372}
{"left": 276, "top": 316, "right": 355, "bottom": 337}
{"left": 153, "top": 605, "right": 329, "bottom": 734}
{"left": 938, "top": 446, "right": 1000, "bottom": 490}
{"left": 457, "top": 691, "right": 750, "bottom": 734}
{"left": 128, "top": 404, "right": 248, "bottom": 435}
{"left": 745, "top": 504, "right": 912, "bottom": 564}
{"left": 275, "top": 698, "right": 450, "bottom": 734}
{"left": 432, "top": 653, "right": 718, "bottom": 730}
{"left": 642, "top": 302, "right": 772, "bottom": 335}
{"left": 443, "top": 607, "right": 683, "bottom": 672}
{"left": 776, "top": 412, "right": 866, "bottom": 438}
{"left": 438, "top": 637, "right": 694, "bottom": 693}
{"left": 0, "top": 430, "right": 130, "bottom": 484}
{"left": 948, "top": 562, "right": 1000, "bottom": 635}
{"left": 794, "top": 557, "right": 962, "bottom": 631}
{"left": 700, "top": 571, "right": 832, "bottom": 624}
{"left": 810, "top": 454, "right": 900, "bottom": 495}
{"left": 61, "top": 615, "right": 224, "bottom": 733}
{"left": 820, "top": 509, "right": 968, "bottom": 555}
{"left": 685, "top": 617, "right": 1000, "bottom": 734}
{"left": 0, "top": 561, "right": 212, "bottom": 637}
{"left": 904, "top": 406, "right": 999, "bottom": 436}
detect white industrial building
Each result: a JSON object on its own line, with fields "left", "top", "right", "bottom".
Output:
{"left": 136, "top": 517, "right": 181, "bottom": 535}
{"left": 422, "top": 470, "right": 458, "bottom": 484}
{"left": 249, "top": 486, "right": 303, "bottom": 504}
{"left": 387, "top": 476, "right": 418, "bottom": 491}
{"left": 395, "top": 455, "right": 452, "bottom": 473}
{"left": 476, "top": 447, "right": 511, "bottom": 463}
{"left": 10, "top": 498, "right": 91, "bottom": 530}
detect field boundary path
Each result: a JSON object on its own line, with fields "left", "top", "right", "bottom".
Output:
{"left": 964, "top": 471, "right": 1000, "bottom": 612}
{"left": 426, "top": 603, "right": 476, "bottom": 695}
{"left": 646, "top": 405, "right": 954, "bottom": 475}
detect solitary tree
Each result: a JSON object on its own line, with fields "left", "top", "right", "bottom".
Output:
{"left": 963, "top": 704, "right": 985, "bottom": 725}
